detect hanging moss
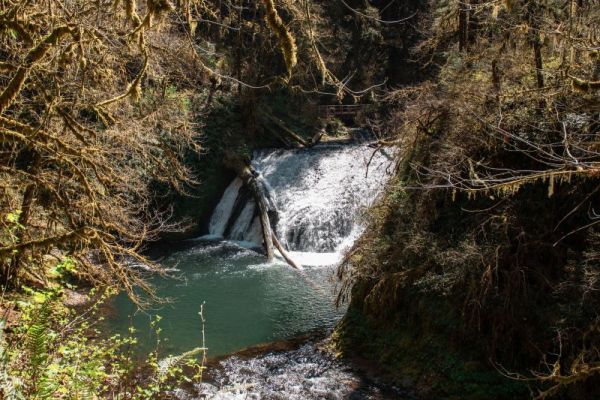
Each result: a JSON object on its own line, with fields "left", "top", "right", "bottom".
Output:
{"left": 95, "top": 51, "right": 148, "bottom": 108}
{"left": 262, "top": 0, "right": 297, "bottom": 79}
{"left": 124, "top": 0, "right": 141, "bottom": 25}
{"left": 0, "top": 26, "right": 72, "bottom": 114}
{"left": 571, "top": 76, "right": 600, "bottom": 93}
{"left": 147, "top": 0, "right": 174, "bottom": 20}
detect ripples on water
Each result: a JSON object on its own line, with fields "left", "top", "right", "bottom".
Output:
{"left": 109, "top": 241, "right": 346, "bottom": 357}
{"left": 108, "top": 142, "right": 398, "bottom": 398}
{"left": 175, "top": 341, "right": 408, "bottom": 400}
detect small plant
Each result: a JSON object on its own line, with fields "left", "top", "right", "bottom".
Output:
{"left": 0, "top": 269, "right": 207, "bottom": 399}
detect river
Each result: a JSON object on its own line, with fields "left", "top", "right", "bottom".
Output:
{"left": 107, "top": 142, "right": 399, "bottom": 399}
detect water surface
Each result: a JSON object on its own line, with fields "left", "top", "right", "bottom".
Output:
{"left": 175, "top": 340, "right": 409, "bottom": 400}
{"left": 109, "top": 241, "right": 345, "bottom": 357}
{"left": 109, "top": 143, "right": 393, "bottom": 358}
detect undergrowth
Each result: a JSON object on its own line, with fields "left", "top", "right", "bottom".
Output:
{"left": 335, "top": 1, "right": 600, "bottom": 397}
{"left": 0, "top": 281, "right": 205, "bottom": 399}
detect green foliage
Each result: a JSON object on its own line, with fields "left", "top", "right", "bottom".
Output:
{"left": 0, "top": 275, "right": 206, "bottom": 399}
{"left": 1, "top": 210, "right": 23, "bottom": 265}
{"left": 49, "top": 257, "right": 77, "bottom": 280}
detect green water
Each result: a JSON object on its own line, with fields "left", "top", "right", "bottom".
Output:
{"left": 107, "top": 241, "right": 345, "bottom": 358}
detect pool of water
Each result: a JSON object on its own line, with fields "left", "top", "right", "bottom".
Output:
{"left": 105, "top": 142, "right": 398, "bottom": 398}
{"left": 107, "top": 240, "right": 346, "bottom": 358}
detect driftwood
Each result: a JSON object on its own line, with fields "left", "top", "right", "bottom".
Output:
{"left": 261, "top": 112, "right": 309, "bottom": 147}
{"left": 272, "top": 234, "right": 303, "bottom": 270}
{"left": 224, "top": 153, "right": 303, "bottom": 270}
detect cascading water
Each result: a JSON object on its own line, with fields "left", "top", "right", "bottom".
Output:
{"left": 108, "top": 141, "right": 398, "bottom": 399}
{"left": 208, "top": 178, "right": 244, "bottom": 237}
{"left": 175, "top": 341, "right": 408, "bottom": 400}
{"left": 207, "top": 143, "right": 394, "bottom": 259}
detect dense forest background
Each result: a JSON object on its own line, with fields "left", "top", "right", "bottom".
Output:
{"left": 0, "top": 0, "right": 599, "bottom": 398}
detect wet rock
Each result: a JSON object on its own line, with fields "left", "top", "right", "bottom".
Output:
{"left": 62, "top": 289, "right": 90, "bottom": 307}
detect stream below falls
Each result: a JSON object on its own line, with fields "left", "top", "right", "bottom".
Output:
{"left": 107, "top": 142, "right": 398, "bottom": 399}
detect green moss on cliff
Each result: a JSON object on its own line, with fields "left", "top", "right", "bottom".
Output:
{"left": 335, "top": 296, "right": 527, "bottom": 399}
{"left": 335, "top": 78, "right": 600, "bottom": 398}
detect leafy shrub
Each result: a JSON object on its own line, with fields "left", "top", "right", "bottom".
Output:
{"left": 0, "top": 285, "right": 205, "bottom": 399}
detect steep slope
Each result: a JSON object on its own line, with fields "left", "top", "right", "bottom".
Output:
{"left": 335, "top": 1, "right": 600, "bottom": 398}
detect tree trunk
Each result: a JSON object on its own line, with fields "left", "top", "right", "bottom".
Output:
{"left": 590, "top": 50, "right": 600, "bottom": 135}
{"left": 272, "top": 233, "right": 303, "bottom": 270}
{"left": 458, "top": 2, "right": 469, "bottom": 52}
{"left": 4, "top": 151, "right": 41, "bottom": 285}
{"left": 236, "top": 0, "right": 243, "bottom": 96}
{"left": 243, "top": 167, "right": 274, "bottom": 261}
{"left": 224, "top": 152, "right": 305, "bottom": 269}
{"left": 527, "top": 1, "right": 544, "bottom": 90}
{"left": 224, "top": 154, "right": 274, "bottom": 261}
{"left": 533, "top": 35, "right": 544, "bottom": 89}
{"left": 204, "top": 77, "right": 220, "bottom": 111}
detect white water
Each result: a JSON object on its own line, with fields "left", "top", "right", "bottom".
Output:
{"left": 209, "top": 178, "right": 244, "bottom": 237}
{"left": 174, "top": 341, "right": 406, "bottom": 400}
{"left": 174, "top": 142, "right": 399, "bottom": 399}
{"left": 207, "top": 144, "right": 395, "bottom": 257}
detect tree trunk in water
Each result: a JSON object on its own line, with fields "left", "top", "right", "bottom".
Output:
{"left": 225, "top": 154, "right": 274, "bottom": 260}
{"left": 256, "top": 191, "right": 275, "bottom": 262}
{"left": 272, "top": 233, "right": 303, "bottom": 270}
{"left": 238, "top": 165, "right": 274, "bottom": 262}
{"left": 224, "top": 152, "right": 305, "bottom": 269}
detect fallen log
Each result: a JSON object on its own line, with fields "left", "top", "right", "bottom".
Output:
{"left": 262, "top": 112, "right": 310, "bottom": 147}
{"left": 272, "top": 233, "right": 303, "bottom": 270}
{"left": 225, "top": 154, "right": 274, "bottom": 261}
{"left": 245, "top": 169, "right": 274, "bottom": 262}
{"left": 224, "top": 152, "right": 303, "bottom": 270}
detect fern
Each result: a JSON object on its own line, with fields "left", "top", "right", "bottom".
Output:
{"left": 26, "top": 302, "right": 50, "bottom": 374}
{"left": 156, "top": 346, "right": 206, "bottom": 380}
{"left": 25, "top": 301, "right": 58, "bottom": 399}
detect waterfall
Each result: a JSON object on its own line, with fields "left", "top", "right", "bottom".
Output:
{"left": 208, "top": 178, "right": 243, "bottom": 237}
{"left": 207, "top": 143, "right": 394, "bottom": 255}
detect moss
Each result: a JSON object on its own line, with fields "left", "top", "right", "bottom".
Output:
{"left": 262, "top": 0, "right": 297, "bottom": 78}
{"left": 334, "top": 302, "right": 528, "bottom": 399}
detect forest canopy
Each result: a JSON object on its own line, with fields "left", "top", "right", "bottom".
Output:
{"left": 0, "top": 0, "right": 338, "bottom": 298}
{"left": 1, "top": 0, "right": 600, "bottom": 398}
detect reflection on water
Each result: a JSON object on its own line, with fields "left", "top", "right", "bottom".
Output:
{"left": 108, "top": 241, "right": 345, "bottom": 358}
